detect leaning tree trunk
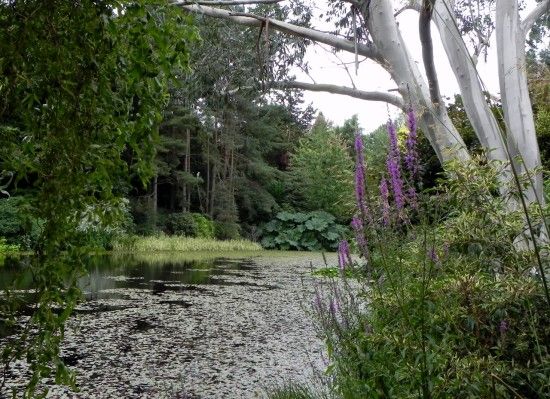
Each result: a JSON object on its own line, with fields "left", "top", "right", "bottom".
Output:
{"left": 365, "top": 0, "right": 470, "bottom": 164}
{"left": 496, "top": 0, "right": 545, "bottom": 207}
{"left": 432, "top": 1, "right": 509, "bottom": 163}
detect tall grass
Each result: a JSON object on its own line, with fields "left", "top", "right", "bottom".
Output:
{"left": 266, "top": 383, "right": 325, "bottom": 399}
{"left": 112, "top": 235, "right": 262, "bottom": 252}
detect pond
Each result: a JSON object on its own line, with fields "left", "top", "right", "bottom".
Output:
{"left": 0, "top": 252, "right": 328, "bottom": 398}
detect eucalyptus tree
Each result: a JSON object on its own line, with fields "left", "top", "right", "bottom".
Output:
{"left": 172, "top": 0, "right": 549, "bottom": 209}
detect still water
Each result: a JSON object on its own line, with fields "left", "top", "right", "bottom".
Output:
{"left": 0, "top": 252, "right": 325, "bottom": 398}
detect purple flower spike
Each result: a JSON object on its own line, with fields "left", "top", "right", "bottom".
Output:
{"left": 338, "top": 240, "right": 353, "bottom": 271}
{"left": 379, "top": 177, "right": 390, "bottom": 226}
{"left": 329, "top": 299, "right": 336, "bottom": 319}
{"left": 313, "top": 286, "right": 323, "bottom": 312}
{"left": 343, "top": 240, "right": 352, "bottom": 265}
{"left": 405, "top": 108, "right": 419, "bottom": 179}
{"left": 351, "top": 216, "right": 368, "bottom": 258}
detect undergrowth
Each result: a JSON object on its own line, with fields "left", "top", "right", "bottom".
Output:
{"left": 270, "top": 118, "right": 550, "bottom": 398}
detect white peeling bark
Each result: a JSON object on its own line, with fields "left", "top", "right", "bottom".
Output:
{"left": 178, "top": 4, "right": 380, "bottom": 59}
{"left": 274, "top": 81, "right": 405, "bottom": 109}
{"left": 521, "top": 0, "right": 550, "bottom": 34}
{"left": 496, "top": 0, "right": 544, "bottom": 206}
{"left": 366, "top": 0, "right": 470, "bottom": 163}
{"left": 431, "top": 1, "right": 515, "bottom": 193}
{"left": 432, "top": 1, "right": 507, "bottom": 162}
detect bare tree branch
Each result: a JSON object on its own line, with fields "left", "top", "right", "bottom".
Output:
{"left": 273, "top": 81, "right": 405, "bottom": 109}
{"left": 521, "top": 0, "right": 549, "bottom": 36}
{"left": 419, "top": 0, "right": 442, "bottom": 105}
{"left": 177, "top": 4, "right": 381, "bottom": 60}
{"left": 170, "top": 0, "right": 285, "bottom": 6}
{"left": 395, "top": 3, "right": 420, "bottom": 17}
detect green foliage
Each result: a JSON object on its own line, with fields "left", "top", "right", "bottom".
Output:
{"left": 537, "top": 109, "right": 550, "bottom": 171}
{"left": 313, "top": 158, "right": 550, "bottom": 398}
{"left": 162, "top": 212, "right": 214, "bottom": 238}
{"left": 311, "top": 267, "right": 357, "bottom": 278}
{"left": 434, "top": 156, "right": 531, "bottom": 265}
{"left": 165, "top": 212, "right": 198, "bottom": 237}
{"left": 334, "top": 114, "right": 362, "bottom": 155}
{"left": 191, "top": 213, "right": 215, "bottom": 239}
{"left": 0, "top": 0, "right": 197, "bottom": 394}
{"left": 0, "top": 237, "right": 19, "bottom": 254}
{"left": 0, "top": 196, "right": 42, "bottom": 249}
{"left": 290, "top": 117, "right": 355, "bottom": 221}
{"left": 260, "top": 211, "right": 347, "bottom": 251}
{"left": 214, "top": 221, "right": 241, "bottom": 241}
{"left": 213, "top": 183, "right": 241, "bottom": 240}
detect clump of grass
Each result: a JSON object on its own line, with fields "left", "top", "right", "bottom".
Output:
{"left": 311, "top": 267, "right": 359, "bottom": 278}
{"left": 113, "top": 235, "right": 262, "bottom": 252}
{"left": 266, "top": 382, "right": 324, "bottom": 399}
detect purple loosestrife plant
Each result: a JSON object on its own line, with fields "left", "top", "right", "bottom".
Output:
{"left": 337, "top": 240, "right": 353, "bottom": 271}
{"left": 405, "top": 108, "right": 419, "bottom": 178}
{"left": 351, "top": 216, "right": 368, "bottom": 258}
{"left": 379, "top": 177, "right": 390, "bottom": 226}
{"left": 386, "top": 120, "right": 405, "bottom": 212}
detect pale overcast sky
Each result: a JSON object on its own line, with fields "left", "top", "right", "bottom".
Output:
{"left": 294, "top": 0, "right": 543, "bottom": 133}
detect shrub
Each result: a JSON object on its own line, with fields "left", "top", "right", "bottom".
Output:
{"left": 191, "top": 213, "right": 215, "bottom": 239}
{"left": 308, "top": 119, "right": 550, "bottom": 398}
{"left": 260, "top": 211, "right": 347, "bottom": 251}
{"left": 0, "top": 237, "right": 19, "bottom": 254}
{"left": 0, "top": 196, "right": 41, "bottom": 249}
{"left": 313, "top": 156, "right": 550, "bottom": 398}
{"left": 214, "top": 221, "right": 241, "bottom": 240}
{"left": 165, "top": 212, "right": 197, "bottom": 236}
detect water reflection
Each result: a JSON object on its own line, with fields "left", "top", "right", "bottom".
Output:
{"left": 0, "top": 253, "right": 259, "bottom": 301}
